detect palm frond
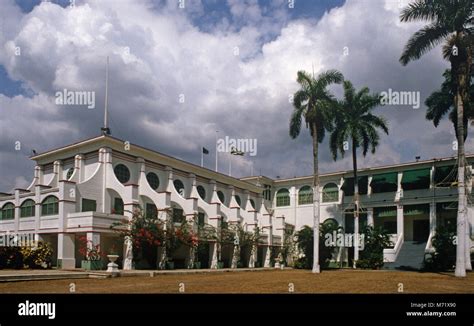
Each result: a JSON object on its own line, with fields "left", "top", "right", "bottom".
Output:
{"left": 289, "top": 106, "right": 305, "bottom": 139}
{"left": 400, "top": 0, "right": 443, "bottom": 23}
{"left": 315, "top": 69, "right": 344, "bottom": 90}
{"left": 400, "top": 22, "right": 449, "bottom": 65}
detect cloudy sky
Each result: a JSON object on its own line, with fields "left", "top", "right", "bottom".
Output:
{"left": 0, "top": 0, "right": 471, "bottom": 192}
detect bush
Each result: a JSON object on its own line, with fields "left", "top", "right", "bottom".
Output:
{"left": 357, "top": 226, "right": 392, "bottom": 269}
{"left": 422, "top": 225, "right": 456, "bottom": 272}
{"left": 21, "top": 242, "right": 53, "bottom": 269}
{"left": 0, "top": 242, "right": 53, "bottom": 270}
{"left": 0, "top": 247, "right": 24, "bottom": 269}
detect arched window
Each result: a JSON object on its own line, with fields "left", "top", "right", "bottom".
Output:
{"left": 146, "top": 172, "right": 160, "bottom": 190}
{"left": 172, "top": 207, "right": 184, "bottom": 223}
{"left": 113, "top": 197, "right": 124, "bottom": 215}
{"left": 197, "top": 185, "right": 206, "bottom": 200}
{"left": 146, "top": 203, "right": 157, "bottom": 218}
{"left": 174, "top": 180, "right": 185, "bottom": 197}
{"left": 114, "top": 164, "right": 130, "bottom": 184}
{"left": 235, "top": 195, "right": 241, "bottom": 207}
{"left": 198, "top": 212, "right": 206, "bottom": 226}
{"left": 276, "top": 188, "right": 290, "bottom": 207}
{"left": 41, "top": 196, "right": 58, "bottom": 216}
{"left": 1, "top": 202, "right": 15, "bottom": 220}
{"left": 217, "top": 191, "right": 225, "bottom": 204}
{"left": 20, "top": 199, "right": 35, "bottom": 218}
{"left": 322, "top": 183, "right": 339, "bottom": 203}
{"left": 66, "top": 168, "right": 74, "bottom": 180}
{"left": 298, "top": 186, "right": 313, "bottom": 205}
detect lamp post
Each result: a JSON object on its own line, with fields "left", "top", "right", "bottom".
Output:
{"left": 215, "top": 130, "right": 219, "bottom": 172}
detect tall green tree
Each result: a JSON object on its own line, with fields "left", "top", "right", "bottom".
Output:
{"left": 400, "top": 0, "right": 473, "bottom": 277}
{"left": 329, "top": 80, "right": 388, "bottom": 267}
{"left": 426, "top": 68, "right": 474, "bottom": 137}
{"left": 290, "top": 69, "right": 343, "bottom": 273}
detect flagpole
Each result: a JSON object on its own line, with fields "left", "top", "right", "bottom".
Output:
{"left": 201, "top": 148, "right": 204, "bottom": 167}
{"left": 215, "top": 130, "right": 219, "bottom": 172}
{"left": 229, "top": 152, "right": 232, "bottom": 176}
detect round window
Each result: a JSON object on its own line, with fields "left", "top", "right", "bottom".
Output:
{"left": 197, "top": 185, "right": 206, "bottom": 200}
{"left": 146, "top": 172, "right": 160, "bottom": 190}
{"left": 114, "top": 164, "right": 130, "bottom": 184}
{"left": 174, "top": 180, "right": 185, "bottom": 196}
{"left": 217, "top": 191, "right": 225, "bottom": 204}
{"left": 250, "top": 199, "right": 256, "bottom": 210}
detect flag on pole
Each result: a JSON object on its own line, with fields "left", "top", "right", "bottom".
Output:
{"left": 202, "top": 147, "right": 209, "bottom": 154}
{"left": 230, "top": 146, "right": 244, "bottom": 156}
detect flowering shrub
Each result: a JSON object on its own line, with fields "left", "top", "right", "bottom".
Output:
{"left": 21, "top": 242, "right": 53, "bottom": 269}
{"left": 111, "top": 207, "right": 168, "bottom": 268}
{"left": 0, "top": 242, "right": 53, "bottom": 269}
{"left": 78, "top": 236, "right": 103, "bottom": 261}
{"left": 175, "top": 223, "right": 199, "bottom": 248}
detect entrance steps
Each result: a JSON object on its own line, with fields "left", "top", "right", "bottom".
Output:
{"left": 384, "top": 241, "right": 427, "bottom": 270}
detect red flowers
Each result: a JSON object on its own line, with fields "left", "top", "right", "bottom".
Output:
{"left": 78, "top": 236, "right": 103, "bottom": 261}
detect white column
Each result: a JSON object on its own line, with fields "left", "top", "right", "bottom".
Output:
{"left": 14, "top": 189, "right": 20, "bottom": 233}
{"left": 185, "top": 214, "right": 197, "bottom": 269}
{"left": 397, "top": 204, "right": 404, "bottom": 238}
{"left": 74, "top": 154, "right": 85, "bottom": 183}
{"left": 231, "top": 242, "right": 240, "bottom": 269}
{"left": 367, "top": 207, "right": 374, "bottom": 227}
{"left": 395, "top": 172, "right": 403, "bottom": 201}
{"left": 209, "top": 241, "right": 218, "bottom": 269}
{"left": 86, "top": 232, "right": 100, "bottom": 253}
{"left": 123, "top": 211, "right": 134, "bottom": 270}
{"left": 248, "top": 243, "right": 257, "bottom": 268}
{"left": 33, "top": 165, "right": 43, "bottom": 186}
{"left": 429, "top": 202, "right": 436, "bottom": 234}
{"left": 263, "top": 245, "right": 271, "bottom": 267}
{"left": 57, "top": 233, "right": 75, "bottom": 269}
{"left": 367, "top": 176, "right": 373, "bottom": 197}
{"left": 53, "top": 160, "right": 63, "bottom": 187}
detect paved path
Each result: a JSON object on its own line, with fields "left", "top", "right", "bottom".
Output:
{"left": 0, "top": 267, "right": 279, "bottom": 282}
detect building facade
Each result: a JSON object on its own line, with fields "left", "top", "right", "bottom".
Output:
{"left": 0, "top": 135, "right": 473, "bottom": 270}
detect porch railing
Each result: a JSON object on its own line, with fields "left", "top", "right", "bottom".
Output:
{"left": 383, "top": 232, "right": 403, "bottom": 263}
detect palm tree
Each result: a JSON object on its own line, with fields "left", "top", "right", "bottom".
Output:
{"left": 400, "top": 0, "right": 473, "bottom": 277}
{"left": 329, "top": 80, "right": 389, "bottom": 267}
{"left": 290, "top": 69, "right": 343, "bottom": 273}
{"left": 426, "top": 68, "right": 474, "bottom": 140}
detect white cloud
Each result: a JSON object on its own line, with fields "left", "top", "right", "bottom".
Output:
{"left": 0, "top": 0, "right": 463, "bottom": 191}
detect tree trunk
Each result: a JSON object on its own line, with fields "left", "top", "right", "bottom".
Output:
{"left": 455, "top": 74, "right": 467, "bottom": 278}
{"left": 464, "top": 47, "right": 472, "bottom": 271}
{"left": 312, "top": 123, "right": 321, "bottom": 273}
{"left": 352, "top": 138, "right": 359, "bottom": 268}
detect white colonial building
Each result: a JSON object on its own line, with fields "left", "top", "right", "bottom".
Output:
{"left": 0, "top": 134, "right": 473, "bottom": 270}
